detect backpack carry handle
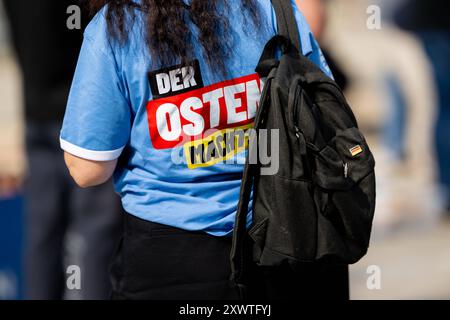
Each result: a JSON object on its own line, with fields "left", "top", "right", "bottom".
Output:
{"left": 255, "top": 35, "right": 291, "bottom": 77}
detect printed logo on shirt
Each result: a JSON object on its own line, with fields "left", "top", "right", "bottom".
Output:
{"left": 148, "top": 59, "right": 204, "bottom": 99}
{"left": 184, "top": 124, "right": 253, "bottom": 169}
{"left": 146, "top": 73, "right": 263, "bottom": 168}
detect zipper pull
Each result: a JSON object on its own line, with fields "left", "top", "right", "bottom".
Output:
{"left": 343, "top": 162, "right": 349, "bottom": 178}
{"left": 295, "top": 126, "right": 307, "bottom": 156}
{"left": 295, "top": 126, "right": 301, "bottom": 139}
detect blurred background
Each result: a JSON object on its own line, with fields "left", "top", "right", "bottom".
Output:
{"left": 0, "top": 0, "right": 449, "bottom": 300}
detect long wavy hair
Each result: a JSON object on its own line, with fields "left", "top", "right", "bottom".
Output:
{"left": 86, "top": 0, "right": 262, "bottom": 73}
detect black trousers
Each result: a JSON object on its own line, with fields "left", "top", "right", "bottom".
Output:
{"left": 111, "top": 213, "right": 349, "bottom": 300}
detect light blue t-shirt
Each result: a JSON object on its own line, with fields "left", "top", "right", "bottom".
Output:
{"left": 60, "top": 0, "right": 332, "bottom": 236}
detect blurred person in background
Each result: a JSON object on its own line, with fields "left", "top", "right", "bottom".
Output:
{"left": 0, "top": 1, "right": 25, "bottom": 300}
{"left": 394, "top": 0, "right": 450, "bottom": 215}
{"left": 321, "top": 0, "right": 443, "bottom": 230}
{"left": 2, "top": 0, "right": 123, "bottom": 299}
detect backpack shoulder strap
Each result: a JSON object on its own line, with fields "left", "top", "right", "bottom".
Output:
{"left": 271, "top": 0, "right": 302, "bottom": 53}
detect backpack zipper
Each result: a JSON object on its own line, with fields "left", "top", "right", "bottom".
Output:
{"left": 293, "top": 84, "right": 301, "bottom": 136}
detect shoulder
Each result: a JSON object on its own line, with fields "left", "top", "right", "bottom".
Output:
{"left": 83, "top": 6, "right": 110, "bottom": 45}
{"left": 83, "top": 3, "right": 146, "bottom": 59}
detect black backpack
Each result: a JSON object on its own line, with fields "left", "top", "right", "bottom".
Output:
{"left": 230, "top": 0, "right": 376, "bottom": 296}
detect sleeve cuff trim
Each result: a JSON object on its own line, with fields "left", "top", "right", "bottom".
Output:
{"left": 60, "top": 138, "right": 124, "bottom": 161}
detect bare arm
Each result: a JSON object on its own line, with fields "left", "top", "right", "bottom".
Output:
{"left": 0, "top": 34, "right": 25, "bottom": 198}
{"left": 64, "top": 152, "right": 117, "bottom": 188}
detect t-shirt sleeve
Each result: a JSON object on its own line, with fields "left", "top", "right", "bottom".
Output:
{"left": 290, "top": 1, "right": 334, "bottom": 78}
{"left": 306, "top": 34, "right": 333, "bottom": 79}
{"left": 60, "top": 32, "right": 131, "bottom": 162}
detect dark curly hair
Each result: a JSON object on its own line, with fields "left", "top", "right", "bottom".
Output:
{"left": 86, "top": 0, "right": 262, "bottom": 73}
